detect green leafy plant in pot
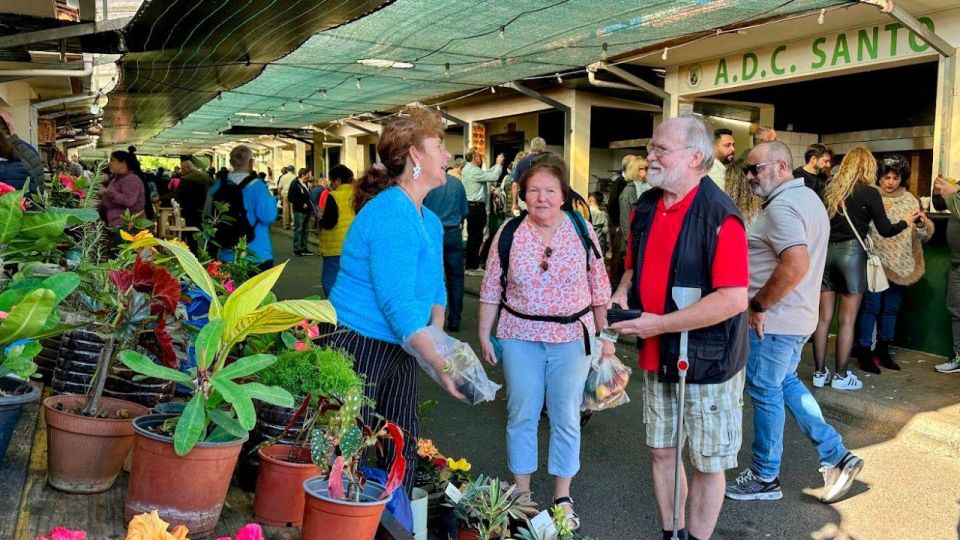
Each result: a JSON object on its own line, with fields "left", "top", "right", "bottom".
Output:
{"left": 118, "top": 236, "right": 337, "bottom": 537}
{"left": 452, "top": 475, "right": 538, "bottom": 540}
{"left": 0, "top": 270, "right": 81, "bottom": 463}
{"left": 250, "top": 345, "right": 366, "bottom": 526}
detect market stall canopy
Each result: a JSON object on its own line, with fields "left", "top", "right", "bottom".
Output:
{"left": 101, "top": 0, "right": 849, "bottom": 155}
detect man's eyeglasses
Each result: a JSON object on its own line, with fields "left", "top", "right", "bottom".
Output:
{"left": 540, "top": 246, "right": 553, "bottom": 272}
{"left": 647, "top": 145, "right": 694, "bottom": 158}
{"left": 741, "top": 160, "right": 778, "bottom": 177}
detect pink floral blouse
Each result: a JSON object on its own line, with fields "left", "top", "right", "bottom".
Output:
{"left": 480, "top": 216, "right": 611, "bottom": 343}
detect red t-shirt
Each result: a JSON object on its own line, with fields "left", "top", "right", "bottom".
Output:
{"left": 624, "top": 186, "right": 748, "bottom": 372}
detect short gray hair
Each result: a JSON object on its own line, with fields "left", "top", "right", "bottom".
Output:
{"left": 751, "top": 140, "right": 794, "bottom": 171}
{"left": 663, "top": 115, "right": 714, "bottom": 173}
{"left": 621, "top": 154, "right": 636, "bottom": 170}
{"left": 465, "top": 147, "right": 480, "bottom": 163}
{"left": 230, "top": 145, "right": 254, "bottom": 169}
{"left": 529, "top": 137, "right": 547, "bottom": 153}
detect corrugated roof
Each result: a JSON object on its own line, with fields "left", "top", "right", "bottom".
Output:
{"left": 103, "top": 0, "right": 849, "bottom": 154}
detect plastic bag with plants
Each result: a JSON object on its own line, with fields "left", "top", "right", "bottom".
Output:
{"left": 403, "top": 326, "right": 500, "bottom": 405}
{"left": 581, "top": 349, "right": 631, "bottom": 412}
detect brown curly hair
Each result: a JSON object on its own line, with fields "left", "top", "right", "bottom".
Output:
{"left": 353, "top": 107, "right": 444, "bottom": 213}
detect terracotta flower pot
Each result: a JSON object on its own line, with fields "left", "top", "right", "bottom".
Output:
{"left": 301, "top": 476, "right": 393, "bottom": 540}
{"left": 457, "top": 528, "right": 501, "bottom": 540}
{"left": 43, "top": 394, "right": 149, "bottom": 493}
{"left": 125, "top": 414, "right": 246, "bottom": 538}
{"left": 237, "top": 400, "right": 304, "bottom": 492}
{"left": 0, "top": 378, "right": 41, "bottom": 463}
{"left": 252, "top": 444, "right": 319, "bottom": 527}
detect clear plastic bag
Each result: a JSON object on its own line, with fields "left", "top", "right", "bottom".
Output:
{"left": 402, "top": 326, "right": 501, "bottom": 405}
{"left": 582, "top": 351, "right": 632, "bottom": 411}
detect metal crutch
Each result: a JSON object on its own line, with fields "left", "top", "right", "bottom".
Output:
{"left": 670, "top": 286, "right": 702, "bottom": 540}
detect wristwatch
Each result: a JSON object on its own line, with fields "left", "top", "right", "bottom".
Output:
{"left": 749, "top": 297, "right": 766, "bottom": 313}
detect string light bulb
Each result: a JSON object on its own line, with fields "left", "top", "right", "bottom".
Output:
{"left": 817, "top": 8, "right": 825, "bottom": 24}
{"left": 356, "top": 78, "right": 362, "bottom": 89}
{"left": 444, "top": 63, "right": 450, "bottom": 77}
{"left": 321, "top": 89, "right": 327, "bottom": 98}
{"left": 601, "top": 43, "right": 609, "bottom": 61}
{"left": 661, "top": 47, "right": 669, "bottom": 61}
{"left": 490, "top": 86, "right": 496, "bottom": 94}
{"left": 299, "top": 100, "right": 304, "bottom": 110}
{"left": 280, "top": 103, "right": 285, "bottom": 111}
{"left": 269, "top": 116, "right": 274, "bottom": 123}
{"left": 555, "top": 73, "right": 563, "bottom": 84}
{"left": 499, "top": 26, "right": 505, "bottom": 39}
{"left": 217, "top": 91, "right": 223, "bottom": 101}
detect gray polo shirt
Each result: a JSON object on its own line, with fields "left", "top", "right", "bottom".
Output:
{"left": 748, "top": 178, "right": 829, "bottom": 336}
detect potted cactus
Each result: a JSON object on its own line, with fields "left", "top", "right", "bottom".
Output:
{"left": 452, "top": 475, "right": 538, "bottom": 540}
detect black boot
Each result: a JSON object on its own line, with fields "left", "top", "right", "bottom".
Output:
{"left": 854, "top": 345, "right": 880, "bottom": 374}
{"left": 874, "top": 340, "right": 901, "bottom": 370}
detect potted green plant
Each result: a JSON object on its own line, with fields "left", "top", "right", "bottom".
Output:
{"left": 0, "top": 271, "right": 81, "bottom": 462}
{"left": 42, "top": 249, "right": 180, "bottom": 493}
{"left": 452, "top": 475, "right": 537, "bottom": 540}
{"left": 252, "top": 345, "right": 366, "bottom": 527}
{"left": 299, "top": 384, "right": 406, "bottom": 540}
{"left": 119, "top": 237, "right": 336, "bottom": 537}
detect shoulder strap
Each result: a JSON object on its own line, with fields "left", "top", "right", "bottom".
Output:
{"left": 841, "top": 202, "right": 870, "bottom": 252}
{"left": 565, "top": 209, "right": 601, "bottom": 270}
{"left": 238, "top": 174, "right": 259, "bottom": 189}
{"left": 498, "top": 212, "right": 527, "bottom": 303}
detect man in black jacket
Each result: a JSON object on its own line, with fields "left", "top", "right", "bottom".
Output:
{"left": 287, "top": 168, "right": 315, "bottom": 256}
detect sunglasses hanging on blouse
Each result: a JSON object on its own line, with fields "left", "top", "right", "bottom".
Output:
{"left": 540, "top": 246, "right": 553, "bottom": 272}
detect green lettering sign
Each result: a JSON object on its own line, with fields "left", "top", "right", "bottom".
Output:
{"left": 857, "top": 27, "right": 878, "bottom": 61}
{"left": 742, "top": 52, "right": 759, "bottom": 81}
{"left": 715, "top": 58, "right": 729, "bottom": 85}
{"left": 885, "top": 22, "right": 902, "bottom": 56}
{"left": 909, "top": 16, "right": 936, "bottom": 53}
{"left": 831, "top": 33, "right": 851, "bottom": 66}
{"left": 811, "top": 37, "right": 827, "bottom": 68}
{"left": 771, "top": 45, "right": 787, "bottom": 75}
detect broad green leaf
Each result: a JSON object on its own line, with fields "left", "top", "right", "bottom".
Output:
{"left": 207, "top": 408, "right": 247, "bottom": 439}
{"left": 280, "top": 331, "right": 297, "bottom": 350}
{"left": 240, "top": 382, "right": 294, "bottom": 407}
{"left": 0, "top": 288, "right": 55, "bottom": 345}
{"left": 19, "top": 212, "right": 69, "bottom": 240}
{"left": 226, "top": 299, "right": 336, "bottom": 343}
{"left": 119, "top": 350, "right": 194, "bottom": 385}
{"left": 339, "top": 424, "right": 363, "bottom": 460}
{"left": 38, "top": 273, "right": 81, "bottom": 303}
{"left": 205, "top": 426, "right": 236, "bottom": 443}
{"left": 173, "top": 394, "right": 207, "bottom": 456}
{"left": 130, "top": 237, "right": 221, "bottom": 318}
{"left": 50, "top": 207, "right": 98, "bottom": 224}
{"left": 0, "top": 341, "right": 42, "bottom": 379}
{"left": 194, "top": 318, "right": 224, "bottom": 371}
{"left": 0, "top": 188, "right": 24, "bottom": 244}
{"left": 211, "top": 377, "right": 256, "bottom": 430}
{"left": 0, "top": 289, "right": 28, "bottom": 312}
{"left": 213, "top": 353, "right": 275, "bottom": 381}
{"left": 222, "top": 263, "right": 286, "bottom": 338}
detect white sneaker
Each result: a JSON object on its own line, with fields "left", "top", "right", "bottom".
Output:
{"left": 820, "top": 453, "right": 864, "bottom": 503}
{"left": 812, "top": 368, "right": 831, "bottom": 388}
{"left": 935, "top": 354, "right": 960, "bottom": 373}
{"left": 830, "top": 371, "right": 863, "bottom": 390}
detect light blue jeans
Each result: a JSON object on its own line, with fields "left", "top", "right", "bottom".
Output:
{"left": 747, "top": 331, "right": 848, "bottom": 480}
{"left": 500, "top": 338, "right": 591, "bottom": 478}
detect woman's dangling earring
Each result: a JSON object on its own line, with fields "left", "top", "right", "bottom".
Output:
{"left": 412, "top": 163, "right": 422, "bottom": 180}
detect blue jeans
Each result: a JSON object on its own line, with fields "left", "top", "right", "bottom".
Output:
{"left": 500, "top": 338, "right": 591, "bottom": 478}
{"left": 321, "top": 255, "right": 340, "bottom": 298}
{"left": 293, "top": 211, "right": 311, "bottom": 251}
{"left": 856, "top": 283, "right": 905, "bottom": 347}
{"left": 747, "top": 331, "right": 847, "bottom": 480}
{"left": 442, "top": 227, "right": 465, "bottom": 326}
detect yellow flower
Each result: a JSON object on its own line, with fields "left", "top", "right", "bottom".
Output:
{"left": 446, "top": 457, "right": 471, "bottom": 472}
{"left": 125, "top": 510, "right": 190, "bottom": 540}
{"left": 417, "top": 438, "right": 439, "bottom": 458}
{"left": 120, "top": 229, "right": 154, "bottom": 243}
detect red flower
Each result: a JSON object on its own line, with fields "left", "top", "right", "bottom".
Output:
{"left": 432, "top": 457, "right": 447, "bottom": 470}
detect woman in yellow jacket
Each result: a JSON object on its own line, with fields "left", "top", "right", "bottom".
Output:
{"left": 318, "top": 164, "right": 357, "bottom": 296}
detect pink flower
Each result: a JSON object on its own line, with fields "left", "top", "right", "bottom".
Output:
{"left": 0, "top": 181, "right": 15, "bottom": 196}
{"left": 306, "top": 325, "right": 320, "bottom": 340}
{"left": 37, "top": 527, "right": 86, "bottom": 540}
{"left": 0, "top": 311, "right": 7, "bottom": 319}
{"left": 212, "top": 523, "right": 263, "bottom": 540}
{"left": 223, "top": 279, "right": 236, "bottom": 293}
{"left": 294, "top": 341, "right": 308, "bottom": 352}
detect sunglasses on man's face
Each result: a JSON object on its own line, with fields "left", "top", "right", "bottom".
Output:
{"left": 741, "top": 160, "right": 778, "bottom": 177}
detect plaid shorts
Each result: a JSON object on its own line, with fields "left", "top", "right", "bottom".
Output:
{"left": 642, "top": 370, "right": 745, "bottom": 473}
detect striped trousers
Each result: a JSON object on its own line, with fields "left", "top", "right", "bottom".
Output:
{"left": 325, "top": 327, "right": 419, "bottom": 495}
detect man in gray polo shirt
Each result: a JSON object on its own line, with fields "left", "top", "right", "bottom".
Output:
{"left": 725, "top": 141, "right": 864, "bottom": 504}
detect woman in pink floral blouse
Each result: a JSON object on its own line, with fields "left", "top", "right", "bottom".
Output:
{"left": 478, "top": 153, "right": 612, "bottom": 531}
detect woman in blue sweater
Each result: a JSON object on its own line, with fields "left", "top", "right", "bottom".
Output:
{"left": 327, "top": 108, "right": 463, "bottom": 493}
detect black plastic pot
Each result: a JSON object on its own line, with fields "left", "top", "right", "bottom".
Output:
{"left": 35, "top": 335, "right": 63, "bottom": 385}
{"left": 51, "top": 330, "right": 176, "bottom": 408}
{"left": 0, "top": 377, "right": 41, "bottom": 462}
{"left": 237, "top": 400, "right": 305, "bottom": 492}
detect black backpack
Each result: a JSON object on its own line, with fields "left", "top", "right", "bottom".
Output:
{"left": 496, "top": 209, "right": 602, "bottom": 354}
{"left": 211, "top": 173, "right": 257, "bottom": 250}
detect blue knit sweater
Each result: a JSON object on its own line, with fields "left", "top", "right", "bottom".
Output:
{"left": 330, "top": 186, "right": 446, "bottom": 344}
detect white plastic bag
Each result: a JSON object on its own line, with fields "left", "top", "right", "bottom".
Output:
{"left": 582, "top": 350, "right": 632, "bottom": 411}
{"left": 402, "top": 326, "right": 501, "bottom": 405}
